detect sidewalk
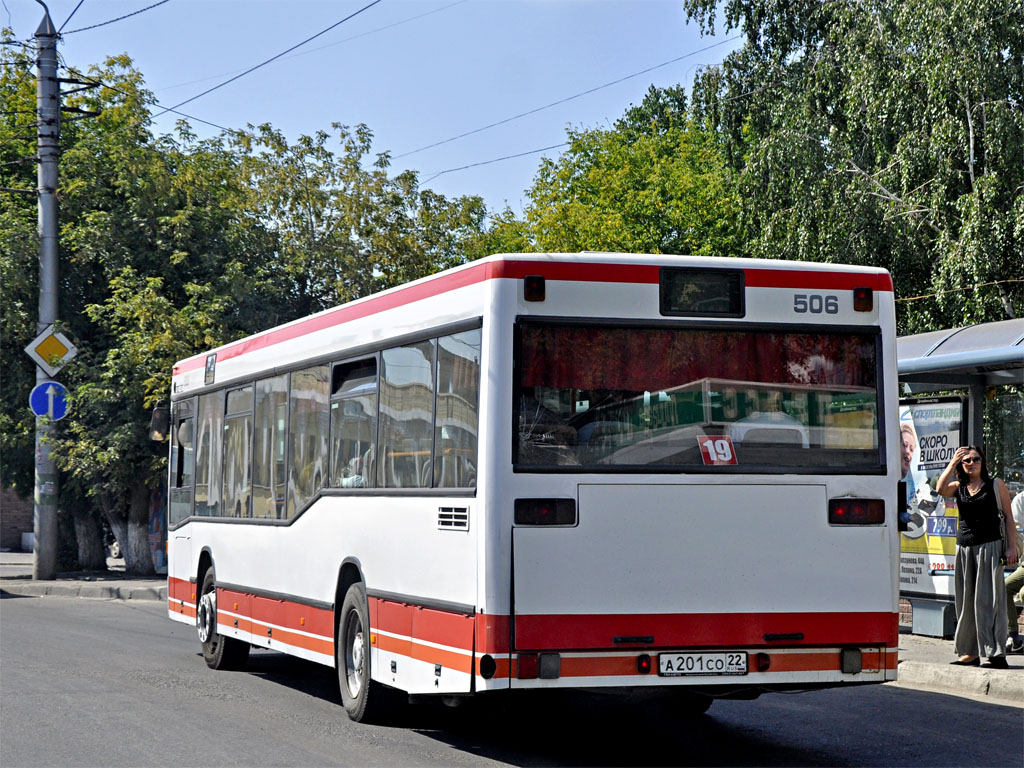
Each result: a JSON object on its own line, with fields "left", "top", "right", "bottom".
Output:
{"left": 1, "top": 551, "right": 1020, "bottom": 706}
{"left": 0, "top": 550, "right": 166, "bottom": 601}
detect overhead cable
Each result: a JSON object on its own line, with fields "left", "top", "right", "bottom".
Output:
{"left": 395, "top": 35, "right": 742, "bottom": 159}
{"left": 60, "top": 63, "right": 235, "bottom": 134}
{"left": 58, "top": 0, "right": 86, "bottom": 33}
{"left": 154, "top": 0, "right": 467, "bottom": 94}
{"left": 62, "top": 0, "right": 171, "bottom": 35}
{"left": 423, "top": 142, "right": 569, "bottom": 183}
{"left": 154, "top": 0, "right": 383, "bottom": 118}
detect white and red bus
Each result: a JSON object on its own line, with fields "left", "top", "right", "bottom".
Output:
{"left": 166, "top": 252, "right": 900, "bottom": 720}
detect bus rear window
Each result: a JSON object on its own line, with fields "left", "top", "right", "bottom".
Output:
{"left": 515, "top": 323, "right": 881, "bottom": 472}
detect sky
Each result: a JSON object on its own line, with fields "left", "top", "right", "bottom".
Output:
{"left": 3, "top": 0, "right": 742, "bottom": 215}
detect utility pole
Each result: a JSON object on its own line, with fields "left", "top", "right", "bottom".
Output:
{"left": 32, "top": 5, "right": 60, "bottom": 580}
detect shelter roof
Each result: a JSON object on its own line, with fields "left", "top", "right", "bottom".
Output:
{"left": 898, "top": 319, "right": 1024, "bottom": 389}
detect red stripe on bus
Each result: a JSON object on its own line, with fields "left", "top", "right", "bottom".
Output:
{"left": 369, "top": 597, "right": 475, "bottom": 653}
{"left": 745, "top": 269, "right": 893, "bottom": 292}
{"left": 173, "top": 258, "right": 892, "bottom": 374}
{"left": 168, "top": 576, "right": 194, "bottom": 603}
{"left": 475, "top": 612, "right": 512, "bottom": 655}
{"left": 513, "top": 611, "right": 898, "bottom": 650}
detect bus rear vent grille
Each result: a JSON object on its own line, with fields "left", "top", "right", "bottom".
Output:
{"left": 438, "top": 507, "right": 469, "bottom": 531}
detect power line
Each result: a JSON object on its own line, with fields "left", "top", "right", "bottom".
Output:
{"left": 153, "top": 0, "right": 384, "bottom": 118}
{"left": 395, "top": 35, "right": 742, "bottom": 160}
{"left": 59, "top": 62, "right": 236, "bottom": 134}
{"left": 422, "top": 142, "right": 568, "bottom": 183}
{"left": 62, "top": 0, "right": 171, "bottom": 35}
{"left": 58, "top": 0, "right": 87, "bottom": 34}
{"left": 895, "top": 279, "right": 1024, "bottom": 303}
{"left": 154, "top": 0, "right": 468, "bottom": 95}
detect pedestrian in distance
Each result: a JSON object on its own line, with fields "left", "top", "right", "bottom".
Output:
{"left": 1004, "top": 491, "right": 1024, "bottom": 654}
{"left": 936, "top": 445, "right": 1017, "bottom": 669}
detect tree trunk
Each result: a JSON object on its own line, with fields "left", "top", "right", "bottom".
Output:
{"left": 72, "top": 504, "right": 107, "bottom": 571}
{"left": 98, "top": 485, "right": 155, "bottom": 576}
{"left": 123, "top": 482, "right": 156, "bottom": 576}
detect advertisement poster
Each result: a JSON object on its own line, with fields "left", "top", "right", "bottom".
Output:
{"left": 898, "top": 397, "right": 965, "bottom": 599}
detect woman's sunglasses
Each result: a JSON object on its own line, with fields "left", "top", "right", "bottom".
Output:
{"left": 961, "top": 457, "right": 980, "bottom": 464}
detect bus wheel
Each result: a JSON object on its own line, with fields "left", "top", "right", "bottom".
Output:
{"left": 338, "top": 582, "right": 389, "bottom": 722}
{"left": 198, "top": 568, "right": 250, "bottom": 671}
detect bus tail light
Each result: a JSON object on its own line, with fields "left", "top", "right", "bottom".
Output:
{"left": 637, "top": 654, "right": 652, "bottom": 674}
{"left": 517, "top": 653, "right": 538, "bottom": 679}
{"left": 853, "top": 287, "right": 873, "bottom": 311}
{"left": 524, "top": 275, "right": 546, "bottom": 302}
{"left": 514, "top": 498, "right": 576, "bottom": 526}
{"left": 829, "top": 498, "right": 885, "bottom": 525}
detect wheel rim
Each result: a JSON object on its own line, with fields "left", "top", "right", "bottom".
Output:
{"left": 198, "top": 590, "right": 216, "bottom": 644}
{"left": 344, "top": 608, "right": 364, "bottom": 698}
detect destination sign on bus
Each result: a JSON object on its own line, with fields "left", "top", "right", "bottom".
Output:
{"left": 659, "top": 267, "right": 744, "bottom": 317}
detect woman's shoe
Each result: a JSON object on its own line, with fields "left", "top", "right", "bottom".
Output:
{"left": 949, "top": 657, "right": 980, "bottom": 666}
{"left": 981, "top": 657, "right": 1009, "bottom": 669}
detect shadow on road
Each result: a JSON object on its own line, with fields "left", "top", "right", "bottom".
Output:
{"left": 235, "top": 651, "right": 857, "bottom": 766}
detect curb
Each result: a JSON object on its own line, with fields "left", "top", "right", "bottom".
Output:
{"left": 897, "top": 660, "right": 1024, "bottom": 703}
{"left": 0, "top": 582, "right": 166, "bottom": 601}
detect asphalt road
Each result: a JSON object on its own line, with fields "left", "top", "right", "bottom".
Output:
{"left": 2, "top": 594, "right": 1021, "bottom": 768}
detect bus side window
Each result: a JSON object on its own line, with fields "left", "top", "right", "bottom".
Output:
{"left": 253, "top": 375, "right": 288, "bottom": 519}
{"left": 169, "top": 400, "right": 194, "bottom": 525}
{"left": 434, "top": 329, "right": 481, "bottom": 488}
{"left": 330, "top": 358, "right": 377, "bottom": 489}
{"left": 222, "top": 385, "right": 254, "bottom": 518}
{"left": 378, "top": 340, "right": 435, "bottom": 488}
{"left": 194, "top": 391, "right": 224, "bottom": 517}
{"left": 286, "top": 366, "right": 329, "bottom": 517}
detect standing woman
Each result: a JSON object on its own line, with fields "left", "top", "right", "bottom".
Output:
{"left": 937, "top": 446, "right": 1017, "bottom": 668}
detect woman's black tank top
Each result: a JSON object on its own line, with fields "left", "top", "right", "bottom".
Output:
{"left": 955, "top": 478, "right": 1001, "bottom": 547}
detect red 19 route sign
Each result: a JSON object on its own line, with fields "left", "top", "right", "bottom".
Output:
{"left": 697, "top": 435, "right": 738, "bottom": 465}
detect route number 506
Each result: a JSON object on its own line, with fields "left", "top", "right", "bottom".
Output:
{"left": 794, "top": 294, "right": 839, "bottom": 314}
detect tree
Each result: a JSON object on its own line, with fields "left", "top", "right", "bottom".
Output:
{"left": 681, "top": 0, "right": 1024, "bottom": 332}
{"left": 2, "top": 48, "right": 491, "bottom": 572}
{"left": 231, "top": 123, "right": 489, "bottom": 316}
{"left": 500, "top": 86, "right": 743, "bottom": 257}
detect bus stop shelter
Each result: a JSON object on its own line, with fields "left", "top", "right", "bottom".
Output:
{"left": 897, "top": 318, "right": 1024, "bottom": 636}
{"left": 898, "top": 318, "right": 1024, "bottom": 443}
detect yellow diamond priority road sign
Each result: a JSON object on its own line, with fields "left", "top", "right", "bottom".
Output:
{"left": 25, "top": 324, "right": 77, "bottom": 377}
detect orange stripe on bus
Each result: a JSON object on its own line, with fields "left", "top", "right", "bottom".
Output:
{"left": 248, "top": 620, "right": 334, "bottom": 657}
{"left": 168, "top": 598, "right": 196, "bottom": 619}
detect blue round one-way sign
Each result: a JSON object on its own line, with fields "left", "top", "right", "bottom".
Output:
{"left": 29, "top": 381, "right": 68, "bottom": 421}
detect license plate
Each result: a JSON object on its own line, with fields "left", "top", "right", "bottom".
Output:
{"left": 658, "top": 652, "right": 748, "bottom": 676}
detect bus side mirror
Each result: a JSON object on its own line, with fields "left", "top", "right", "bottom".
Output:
{"left": 150, "top": 401, "right": 170, "bottom": 442}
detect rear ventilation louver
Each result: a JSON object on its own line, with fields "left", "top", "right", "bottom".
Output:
{"left": 438, "top": 507, "right": 469, "bottom": 531}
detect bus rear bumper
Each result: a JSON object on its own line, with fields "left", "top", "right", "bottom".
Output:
{"left": 478, "top": 645, "right": 898, "bottom": 691}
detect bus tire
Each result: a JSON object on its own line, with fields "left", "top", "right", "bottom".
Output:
{"left": 197, "top": 568, "right": 250, "bottom": 671}
{"left": 337, "top": 582, "right": 389, "bottom": 722}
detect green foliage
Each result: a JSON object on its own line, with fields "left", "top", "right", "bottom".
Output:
{"left": 230, "top": 123, "right": 488, "bottom": 316}
{"left": 682, "top": 0, "right": 1024, "bottom": 331}
{"left": 509, "top": 86, "right": 743, "bottom": 257}
{"left": 1, "top": 45, "right": 489, "bottom": 570}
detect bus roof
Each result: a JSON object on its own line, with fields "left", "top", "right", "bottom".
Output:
{"left": 172, "top": 252, "right": 893, "bottom": 380}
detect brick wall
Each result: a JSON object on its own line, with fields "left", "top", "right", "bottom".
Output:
{"left": 0, "top": 486, "right": 34, "bottom": 550}
{"left": 899, "top": 598, "right": 913, "bottom": 627}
